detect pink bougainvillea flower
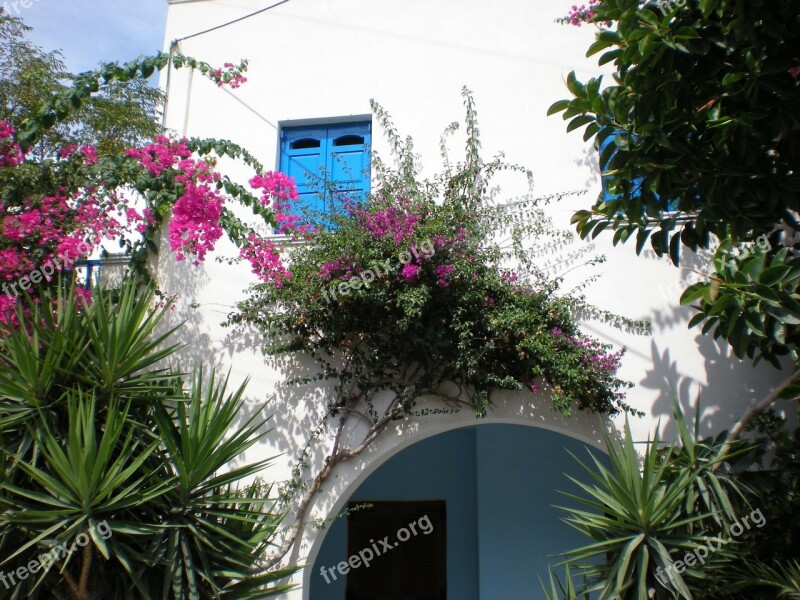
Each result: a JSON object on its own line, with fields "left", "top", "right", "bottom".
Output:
{"left": 352, "top": 203, "right": 419, "bottom": 243}
{"left": 0, "top": 120, "right": 25, "bottom": 167}
{"left": 79, "top": 146, "right": 98, "bottom": 165}
{"left": 56, "top": 236, "right": 93, "bottom": 266}
{"left": 0, "top": 293, "right": 19, "bottom": 329}
{"left": 250, "top": 172, "right": 299, "bottom": 206}
{"left": 400, "top": 263, "right": 420, "bottom": 281}
{"left": 240, "top": 233, "right": 291, "bottom": 287}
{"left": 126, "top": 136, "right": 192, "bottom": 176}
{"left": 59, "top": 144, "right": 77, "bottom": 159}
{"left": 435, "top": 264, "right": 455, "bottom": 287}
{"left": 168, "top": 181, "right": 224, "bottom": 263}
{"left": 74, "top": 287, "right": 93, "bottom": 306}
{"left": 206, "top": 61, "right": 249, "bottom": 89}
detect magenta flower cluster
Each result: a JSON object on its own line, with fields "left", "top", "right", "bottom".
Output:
{"left": 168, "top": 181, "right": 224, "bottom": 264}
{"left": 550, "top": 327, "right": 624, "bottom": 373}
{"left": 0, "top": 118, "right": 307, "bottom": 326}
{"left": 240, "top": 233, "right": 292, "bottom": 288}
{"left": 0, "top": 122, "right": 157, "bottom": 325}
{"left": 318, "top": 257, "right": 361, "bottom": 282}
{"left": 207, "top": 61, "right": 249, "bottom": 89}
{"left": 0, "top": 121, "right": 23, "bottom": 168}
{"left": 401, "top": 263, "right": 420, "bottom": 281}
{"left": 434, "top": 264, "right": 455, "bottom": 287}
{"left": 352, "top": 202, "right": 420, "bottom": 244}
{"left": 127, "top": 137, "right": 225, "bottom": 263}
{"left": 559, "top": 0, "right": 601, "bottom": 26}
{"left": 250, "top": 172, "right": 313, "bottom": 237}
{"left": 125, "top": 138, "right": 304, "bottom": 271}
{"left": 125, "top": 136, "right": 192, "bottom": 176}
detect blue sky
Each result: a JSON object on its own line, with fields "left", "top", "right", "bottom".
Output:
{"left": 10, "top": 0, "right": 168, "bottom": 73}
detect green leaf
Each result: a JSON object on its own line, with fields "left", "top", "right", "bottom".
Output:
{"left": 566, "top": 71, "right": 585, "bottom": 97}
{"left": 547, "top": 100, "right": 571, "bottom": 116}
{"left": 567, "top": 115, "right": 595, "bottom": 133}
{"left": 700, "top": 0, "right": 720, "bottom": 17}
{"left": 759, "top": 265, "right": 792, "bottom": 287}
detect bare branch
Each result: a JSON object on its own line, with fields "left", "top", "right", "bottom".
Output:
{"left": 715, "top": 369, "right": 800, "bottom": 469}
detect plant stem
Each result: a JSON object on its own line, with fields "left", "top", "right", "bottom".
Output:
{"left": 715, "top": 368, "right": 800, "bottom": 469}
{"left": 264, "top": 394, "right": 405, "bottom": 570}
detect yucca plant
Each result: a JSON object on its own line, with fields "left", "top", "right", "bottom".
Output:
{"left": 0, "top": 281, "right": 295, "bottom": 599}
{"left": 732, "top": 560, "right": 800, "bottom": 599}
{"left": 544, "top": 402, "right": 743, "bottom": 600}
{"left": 540, "top": 565, "right": 590, "bottom": 600}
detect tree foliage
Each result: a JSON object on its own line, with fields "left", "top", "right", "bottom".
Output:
{"left": 547, "top": 4, "right": 800, "bottom": 597}
{"left": 550, "top": 0, "right": 800, "bottom": 366}
{"left": 0, "top": 11, "right": 163, "bottom": 159}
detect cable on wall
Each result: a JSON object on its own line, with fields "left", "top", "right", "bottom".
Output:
{"left": 174, "top": 0, "right": 293, "bottom": 43}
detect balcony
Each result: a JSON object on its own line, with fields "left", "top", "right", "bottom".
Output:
{"left": 73, "top": 255, "right": 132, "bottom": 289}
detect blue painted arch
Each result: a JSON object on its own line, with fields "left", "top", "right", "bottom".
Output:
{"left": 307, "top": 423, "right": 610, "bottom": 600}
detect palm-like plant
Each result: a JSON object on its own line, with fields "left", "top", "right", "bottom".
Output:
{"left": 0, "top": 281, "right": 295, "bottom": 599}
{"left": 733, "top": 560, "right": 800, "bottom": 599}
{"left": 543, "top": 402, "right": 743, "bottom": 600}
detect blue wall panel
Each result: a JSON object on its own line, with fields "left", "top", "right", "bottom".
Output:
{"left": 309, "top": 425, "right": 607, "bottom": 600}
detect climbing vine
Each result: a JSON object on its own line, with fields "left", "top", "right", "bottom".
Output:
{"left": 227, "top": 88, "right": 648, "bottom": 565}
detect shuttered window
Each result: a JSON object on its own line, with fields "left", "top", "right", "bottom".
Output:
{"left": 280, "top": 121, "right": 371, "bottom": 215}
{"left": 346, "top": 501, "right": 447, "bottom": 600}
{"left": 599, "top": 127, "right": 677, "bottom": 209}
{"left": 598, "top": 127, "right": 645, "bottom": 203}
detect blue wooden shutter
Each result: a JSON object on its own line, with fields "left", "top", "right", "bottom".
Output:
{"left": 599, "top": 127, "right": 676, "bottom": 210}
{"left": 327, "top": 121, "right": 371, "bottom": 212}
{"left": 280, "top": 125, "right": 327, "bottom": 214}
{"left": 280, "top": 121, "right": 371, "bottom": 217}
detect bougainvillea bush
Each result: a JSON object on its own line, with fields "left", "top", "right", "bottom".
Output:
{"left": 227, "top": 90, "right": 643, "bottom": 565}
{"left": 0, "top": 54, "right": 300, "bottom": 330}
{"left": 231, "top": 91, "right": 638, "bottom": 420}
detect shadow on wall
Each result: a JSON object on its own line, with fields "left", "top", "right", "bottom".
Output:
{"left": 643, "top": 298, "right": 787, "bottom": 441}
{"left": 574, "top": 143, "right": 600, "bottom": 191}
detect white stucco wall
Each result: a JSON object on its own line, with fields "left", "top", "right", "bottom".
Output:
{"left": 158, "top": 1, "right": 785, "bottom": 596}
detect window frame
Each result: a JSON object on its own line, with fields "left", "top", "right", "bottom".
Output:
{"left": 277, "top": 116, "right": 372, "bottom": 221}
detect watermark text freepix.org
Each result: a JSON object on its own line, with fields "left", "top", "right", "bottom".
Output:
{"left": 2, "top": 0, "right": 43, "bottom": 17}
{"left": 654, "top": 0, "right": 687, "bottom": 16}
{"left": 321, "top": 239, "right": 435, "bottom": 304}
{"left": 655, "top": 507, "right": 766, "bottom": 590}
{"left": 319, "top": 514, "right": 433, "bottom": 583}
{"left": 0, "top": 520, "right": 112, "bottom": 590}
{"left": 1, "top": 241, "right": 92, "bottom": 299}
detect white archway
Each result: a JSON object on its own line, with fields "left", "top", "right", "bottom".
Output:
{"left": 298, "top": 392, "right": 613, "bottom": 599}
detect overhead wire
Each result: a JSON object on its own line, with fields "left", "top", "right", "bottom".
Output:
{"left": 162, "top": 0, "right": 293, "bottom": 130}
{"left": 175, "top": 0, "right": 293, "bottom": 43}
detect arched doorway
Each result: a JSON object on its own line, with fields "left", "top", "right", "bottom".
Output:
{"left": 308, "top": 423, "right": 608, "bottom": 599}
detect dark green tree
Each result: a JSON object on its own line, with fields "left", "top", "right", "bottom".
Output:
{"left": 0, "top": 10, "right": 163, "bottom": 159}
{"left": 550, "top": 0, "right": 800, "bottom": 368}
{"left": 545, "top": 2, "right": 800, "bottom": 597}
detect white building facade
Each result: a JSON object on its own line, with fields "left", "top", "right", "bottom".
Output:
{"left": 158, "top": 1, "right": 783, "bottom": 598}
